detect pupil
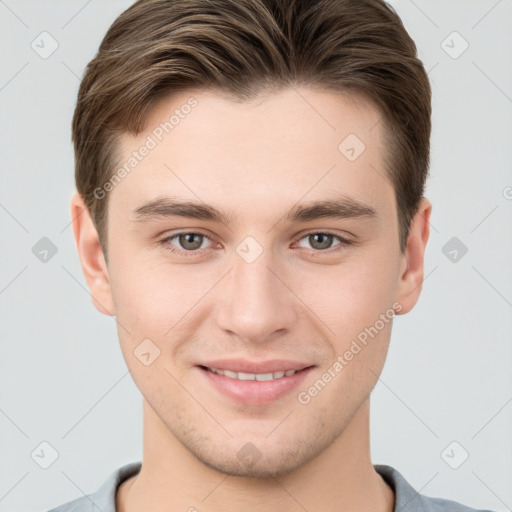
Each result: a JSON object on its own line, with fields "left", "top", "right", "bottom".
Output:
{"left": 312, "top": 233, "right": 331, "bottom": 250}
{"left": 182, "top": 234, "right": 201, "bottom": 250}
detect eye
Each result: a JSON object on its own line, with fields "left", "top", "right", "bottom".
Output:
{"left": 295, "top": 232, "right": 352, "bottom": 252}
{"left": 160, "top": 232, "right": 214, "bottom": 254}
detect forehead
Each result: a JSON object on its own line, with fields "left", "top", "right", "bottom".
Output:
{"left": 111, "top": 87, "right": 393, "bottom": 223}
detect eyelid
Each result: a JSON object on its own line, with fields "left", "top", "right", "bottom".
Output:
{"left": 293, "top": 230, "right": 353, "bottom": 247}
{"left": 159, "top": 230, "right": 216, "bottom": 253}
{"left": 294, "top": 228, "right": 354, "bottom": 242}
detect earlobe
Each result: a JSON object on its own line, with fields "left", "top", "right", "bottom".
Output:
{"left": 395, "top": 197, "right": 432, "bottom": 315}
{"left": 70, "top": 192, "right": 115, "bottom": 316}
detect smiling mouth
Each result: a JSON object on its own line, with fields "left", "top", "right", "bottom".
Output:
{"left": 198, "top": 365, "right": 313, "bottom": 381}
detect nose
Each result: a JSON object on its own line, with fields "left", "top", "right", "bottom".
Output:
{"left": 215, "top": 244, "right": 298, "bottom": 344}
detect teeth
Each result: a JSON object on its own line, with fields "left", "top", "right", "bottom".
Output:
{"left": 237, "top": 371, "right": 255, "bottom": 381}
{"left": 255, "top": 373, "right": 274, "bottom": 381}
{"left": 206, "top": 367, "right": 299, "bottom": 380}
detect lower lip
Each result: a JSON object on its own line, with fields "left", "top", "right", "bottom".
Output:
{"left": 196, "top": 366, "right": 315, "bottom": 405}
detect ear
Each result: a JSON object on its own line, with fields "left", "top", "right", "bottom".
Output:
{"left": 395, "top": 197, "right": 432, "bottom": 315}
{"left": 70, "top": 192, "right": 115, "bottom": 316}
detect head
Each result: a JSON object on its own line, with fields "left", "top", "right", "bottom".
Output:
{"left": 71, "top": 0, "right": 432, "bottom": 478}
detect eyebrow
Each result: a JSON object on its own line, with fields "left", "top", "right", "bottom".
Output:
{"left": 130, "top": 194, "right": 378, "bottom": 226}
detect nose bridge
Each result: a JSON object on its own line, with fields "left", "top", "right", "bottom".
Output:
{"left": 215, "top": 238, "right": 295, "bottom": 343}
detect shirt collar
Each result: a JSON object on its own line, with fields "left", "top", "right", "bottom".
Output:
{"left": 92, "top": 461, "right": 427, "bottom": 512}
{"left": 375, "top": 464, "right": 429, "bottom": 511}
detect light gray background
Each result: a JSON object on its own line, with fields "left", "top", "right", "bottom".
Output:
{"left": 1, "top": 1, "right": 511, "bottom": 511}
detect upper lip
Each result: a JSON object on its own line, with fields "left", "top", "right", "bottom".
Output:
{"left": 198, "top": 359, "right": 314, "bottom": 374}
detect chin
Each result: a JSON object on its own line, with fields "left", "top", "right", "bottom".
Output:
{"left": 193, "top": 448, "right": 307, "bottom": 478}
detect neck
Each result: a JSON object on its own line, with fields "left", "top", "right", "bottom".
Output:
{"left": 117, "top": 398, "right": 394, "bottom": 512}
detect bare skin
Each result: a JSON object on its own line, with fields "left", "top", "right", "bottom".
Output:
{"left": 71, "top": 86, "right": 431, "bottom": 512}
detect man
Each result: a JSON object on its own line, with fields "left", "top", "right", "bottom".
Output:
{"left": 48, "top": 0, "right": 496, "bottom": 511}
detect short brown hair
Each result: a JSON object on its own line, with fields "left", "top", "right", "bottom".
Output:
{"left": 72, "top": 0, "right": 431, "bottom": 260}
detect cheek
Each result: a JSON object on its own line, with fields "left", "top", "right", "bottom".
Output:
{"left": 109, "top": 257, "right": 197, "bottom": 325}
{"left": 108, "top": 265, "right": 187, "bottom": 392}
{"left": 298, "top": 248, "right": 400, "bottom": 340}
{"left": 108, "top": 257, "right": 216, "bottom": 364}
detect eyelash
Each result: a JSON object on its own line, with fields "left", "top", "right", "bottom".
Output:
{"left": 158, "top": 230, "right": 353, "bottom": 257}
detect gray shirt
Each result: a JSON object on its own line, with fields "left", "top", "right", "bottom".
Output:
{"left": 47, "top": 462, "right": 496, "bottom": 512}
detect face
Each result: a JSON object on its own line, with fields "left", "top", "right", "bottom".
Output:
{"left": 78, "top": 86, "right": 428, "bottom": 478}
